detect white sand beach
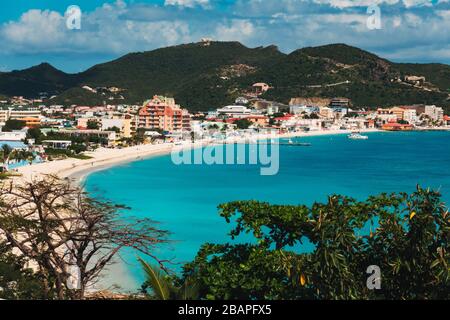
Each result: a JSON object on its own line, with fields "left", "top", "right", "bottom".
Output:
{"left": 17, "top": 128, "right": 380, "bottom": 183}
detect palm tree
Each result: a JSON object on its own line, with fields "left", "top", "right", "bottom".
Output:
{"left": 6, "top": 149, "right": 28, "bottom": 165}
{"left": 0, "top": 144, "right": 13, "bottom": 172}
{"left": 138, "top": 257, "right": 199, "bottom": 300}
{"left": 20, "top": 150, "right": 36, "bottom": 165}
{"left": 138, "top": 257, "right": 171, "bottom": 300}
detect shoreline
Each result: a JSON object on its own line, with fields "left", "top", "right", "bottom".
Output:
{"left": 17, "top": 128, "right": 380, "bottom": 184}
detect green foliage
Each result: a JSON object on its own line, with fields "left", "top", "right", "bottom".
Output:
{"left": 45, "top": 131, "right": 107, "bottom": 146}
{"left": 139, "top": 257, "right": 199, "bottom": 300}
{"left": 0, "top": 242, "right": 49, "bottom": 300}
{"left": 87, "top": 120, "right": 100, "bottom": 130}
{"left": 106, "top": 126, "right": 121, "bottom": 133}
{"left": 396, "top": 63, "right": 450, "bottom": 92}
{"left": 0, "top": 144, "right": 12, "bottom": 161}
{"left": 44, "top": 147, "right": 90, "bottom": 159}
{"left": 139, "top": 257, "right": 171, "bottom": 300}
{"left": 49, "top": 87, "right": 106, "bottom": 106}
{"left": 68, "top": 143, "right": 88, "bottom": 155}
{"left": 0, "top": 63, "right": 76, "bottom": 97}
{"left": 2, "top": 119, "right": 26, "bottom": 132}
{"left": 234, "top": 119, "right": 252, "bottom": 130}
{"left": 26, "top": 127, "right": 44, "bottom": 144}
{"left": 180, "top": 187, "right": 450, "bottom": 300}
{"left": 1, "top": 42, "right": 448, "bottom": 111}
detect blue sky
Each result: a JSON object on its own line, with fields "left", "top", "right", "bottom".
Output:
{"left": 0, "top": 0, "right": 449, "bottom": 72}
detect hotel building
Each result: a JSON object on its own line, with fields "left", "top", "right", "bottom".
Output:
{"left": 0, "top": 107, "right": 42, "bottom": 127}
{"left": 138, "top": 96, "right": 191, "bottom": 132}
{"left": 424, "top": 105, "right": 444, "bottom": 122}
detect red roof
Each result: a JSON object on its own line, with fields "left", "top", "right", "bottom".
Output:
{"left": 274, "top": 114, "right": 293, "bottom": 121}
{"left": 444, "top": 115, "right": 450, "bottom": 121}
{"left": 383, "top": 122, "right": 413, "bottom": 127}
{"left": 245, "top": 115, "right": 268, "bottom": 119}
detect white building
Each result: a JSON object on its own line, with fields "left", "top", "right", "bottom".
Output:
{"left": 0, "top": 107, "right": 42, "bottom": 125}
{"left": 319, "top": 107, "right": 334, "bottom": 119}
{"left": 0, "top": 130, "right": 27, "bottom": 141}
{"left": 217, "top": 105, "right": 252, "bottom": 118}
{"left": 424, "top": 105, "right": 444, "bottom": 122}
{"left": 101, "top": 118, "right": 125, "bottom": 131}
{"left": 403, "top": 109, "right": 418, "bottom": 124}
{"left": 290, "top": 105, "right": 307, "bottom": 115}
{"left": 267, "top": 105, "right": 279, "bottom": 115}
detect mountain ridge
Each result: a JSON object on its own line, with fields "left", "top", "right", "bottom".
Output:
{"left": 0, "top": 41, "right": 448, "bottom": 111}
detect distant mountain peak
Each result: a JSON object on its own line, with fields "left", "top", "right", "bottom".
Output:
{"left": 17, "top": 62, "right": 65, "bottom": 75}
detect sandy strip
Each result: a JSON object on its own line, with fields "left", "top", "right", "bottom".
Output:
{"left": 17, "top": 128, "right": 380, "bottom": 184}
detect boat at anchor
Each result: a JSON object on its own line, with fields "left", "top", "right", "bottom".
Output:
{"left": 348, "top": 132, "right": 369, "bottom": 140}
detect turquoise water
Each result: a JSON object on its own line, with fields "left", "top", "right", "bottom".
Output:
{"left": 85, "top": 131, "right": 450, "bottom": 289}
{"left": 0, "top": 141, "right": 27, "bottom": 148}
{"left": 0, "top": 141, "right": 43, "bottom": 169}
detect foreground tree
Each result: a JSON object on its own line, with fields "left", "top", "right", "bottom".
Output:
{"left": 0, "top": 175, "right": 169, "bottom": 299}
{"left": 0, "top": 241, "right": 47, "bottom": 299}
{"left": 180, "top": 187, "right": 449, "bottom": 300}
{"left": 138, "top": 257, "right": 198, "bottom": 300}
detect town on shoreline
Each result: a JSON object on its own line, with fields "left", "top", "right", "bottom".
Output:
{"left": 0, "top": 86, "right": 449, "bottom": 181}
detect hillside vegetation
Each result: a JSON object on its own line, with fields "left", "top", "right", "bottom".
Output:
{"left": 0, "top": 42, "right": 448, "bottom": 111}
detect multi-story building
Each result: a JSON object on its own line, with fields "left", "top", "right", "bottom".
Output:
{"left": 319, "top": 107, "right": 334, "bottom": 119}
{"left": 376, "top": 108, "right": 398, "bottom": 124}
{"left": 289, "top": 105, "right": 307, "bottom": 115}
{"left": 138, "top": 96, "right": 191, "bottom": 132}
{"left": 0, "top": 107, "right": 42, "bottom": 126}
{"left": 101, "top": 118, "right": 132, "bottom": 138}
{"left": 181, "top": 109, "right": 191, "bottom": 131}
{"left": 21, "top": 117, "right": 41, "bottom": 128}
{"left": 77, "top": 117, "right": 98, "bottom": 129}
{"left": 0, "top": 109, "right": 9, "bottom": 123}
{"left": 245, "top": 115, "right": 269, "bottom": 127}
{"left": 330, "top": 97, "right": 350, "bottom": 109}
{"left": 390, "top": 107, "right": 406, "bottom": 121}
{"left": 403, "top": 109, "right": 418, "bottom": 124}
{"left": 10, "top": 108, "right": 42, "bottom": 120}
{"left": 424, "top": 105, "right": 444, "bottom": 122}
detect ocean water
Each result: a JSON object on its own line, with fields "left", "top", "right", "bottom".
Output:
{"left": 85, "top": 131, "right": 450, "bottom": 290}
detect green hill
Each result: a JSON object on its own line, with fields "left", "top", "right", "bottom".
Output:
{"left": 0, "top": 63, "right": 78, "bottom": 97}
{"left": 0, "top": 42, "right": 448, "bottom": 111}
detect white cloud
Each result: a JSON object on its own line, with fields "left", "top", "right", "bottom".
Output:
{"left": 215, "top": 20, "right": 256, "bottom": 41}
{"left": 402, "top": 0, "right": 433, "bottom": 8}
{"left": 313, "top": 0, "right": 434, "bottom": 8}
{"left": 0, "top": 0, "right": 449, "bottom": 66}
{"left": 313, "top": 0, "right": 398, "bottom": 9}
{"left": 164, "top": 0, "right": 210, "bottom": 8}
{"left": 2, "top": 10, "right": 66, "bottom": 51}
{"left": 0, "top": 3, "right": 194, "bottom": 55}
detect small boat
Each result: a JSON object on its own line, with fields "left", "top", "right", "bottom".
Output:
{"left": 348, "top": 132, "right": 368, "bottom": 140}
{"left": 280, "top": 139, "right": 312, "bottom": 147}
